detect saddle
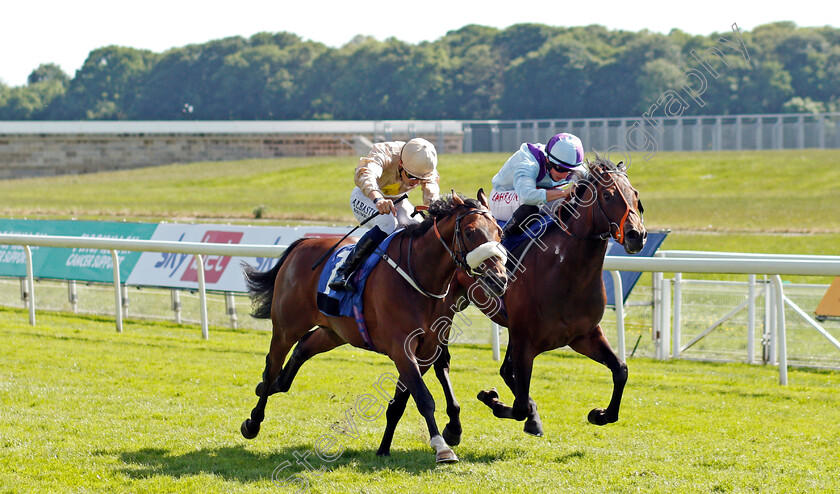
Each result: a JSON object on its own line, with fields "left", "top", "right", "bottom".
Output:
{"left": 499, "top": 214, "right": 557, "bottom": 255}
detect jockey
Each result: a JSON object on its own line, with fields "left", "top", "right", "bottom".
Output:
{"left": 488, "top": 132, "right": 586, "bottom": 238}
{"left": 329, "top": 138, "right": 440, "bottom": 292}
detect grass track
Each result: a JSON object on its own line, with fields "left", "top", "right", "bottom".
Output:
{"left": 2, "top": 149, "right": 840, "bottom": 491}
{"left": 1, "top": 307, "right": 839, "bottom": 493}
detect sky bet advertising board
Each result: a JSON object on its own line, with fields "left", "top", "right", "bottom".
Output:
{"left": 0, "top": 220, "right": 356, "bottom": 292}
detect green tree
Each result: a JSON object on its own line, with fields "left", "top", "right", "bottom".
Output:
{"left": 723, "top": 59, "right": 794, "bottom": 114}
{"left": 302, "top": 37, "right": 447, "bottom": 120}
{"left": 436, "top": 24, "right": 499, "bottom": 59}
{"left": 27, "top": 63, "right": 70, "bottom": 85}
{"left": 585, "top": 32, "right": 685, "bottom": 117}
{"left": 444, "top": 43, "right": 503, "bottom": 118}
{"left": 774, "top": 29, "right": 829, "bottom": 99}
{"left": 634, "top": 58, "right": 687, "bottom": 114}
{"left": 493, "top": 23, "right": 562, "bottom": 64}
{"left": 133, "top": 37, "right": 247, "bottom": 119}
{"left": 0, "top": 66, "right": 67, "bottom": 120}
{"left": 2, "top": 23, "right": 838, "bottom": 121}
{"left": 50, "top": 46, "right": 157, "bottom": 119}
{"left": 500, "top": 36, "right": 597, "bottom": 118}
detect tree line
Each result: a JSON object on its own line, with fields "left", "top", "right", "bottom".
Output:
{"left": 1, "top": 21, "right": 838, "bottom": 121}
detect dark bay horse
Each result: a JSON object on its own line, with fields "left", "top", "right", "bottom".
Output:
{"left": 457, "top": 155, "right": 646, "bottom": 436}
{"left": 240, "top": 191, "right": 508, "bottom": 463}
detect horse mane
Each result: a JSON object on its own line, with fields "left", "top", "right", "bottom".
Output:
{"left": 403, "top": 193, "right": 482, "bottom": 238}
{"left": 556, "top": 151, "right": 624, "bottom": 225}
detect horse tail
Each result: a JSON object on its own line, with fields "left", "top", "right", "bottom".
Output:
{"left": 243, "top": 238, "right": 307, "bottom": 319}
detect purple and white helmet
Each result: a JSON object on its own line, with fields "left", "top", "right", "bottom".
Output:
{"left": 545, "top": 133, "right": 584, "bottom": 171}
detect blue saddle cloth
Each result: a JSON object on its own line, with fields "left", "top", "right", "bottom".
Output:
{"left": 315, "top": 231, "right": 400, "bottom": 351}
{"left": 499, "top": 214, "right": 557, "bottom": 253}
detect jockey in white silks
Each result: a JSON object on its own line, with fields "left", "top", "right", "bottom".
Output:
{"left": 488, "top": 132, "right": 586, "bottom": 238}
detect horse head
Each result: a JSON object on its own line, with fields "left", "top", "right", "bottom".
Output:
{"left": 585, "top": 154, "right": 646, "bottom": 254}
{"left": 431, "top": 190, "right": 508, "bottom": 297}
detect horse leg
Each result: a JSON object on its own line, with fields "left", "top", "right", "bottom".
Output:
{"left": 377, "top": 355, "right": 457, "bottom": 457}
{"left": 569, "top": 324, "right": 628, "bottom": 426}
{"left": 269, "top": 327, "right": 344, "bottom": 395}
{"left": 497, "top": 347, "right": 543, "bottom": 436}
{"left": 394, "top": 356, "right": 458, "bottom": 463}
{"left": 241, "top": 328, "right": 295, "bottom": 439}
{"left": 375, "top": 385, "right": 410, "bottom": 457}
{"left": 477, "top": 346, "right": 515, "bottom": 418}
{"left": 477, "top": 343, "right": 540, "bottom": 430}
{"left": 508, "top": 345, "right": 537, "bottom": 422}
{"left": 433, "top": 346, "right": 462, "bottom": 446}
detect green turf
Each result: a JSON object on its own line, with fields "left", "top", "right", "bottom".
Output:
{"left": 1, "top": 307, "right": 838, "bottom": 493}
{"left": 1, "top": 149, "right": 838, "bottom": 234}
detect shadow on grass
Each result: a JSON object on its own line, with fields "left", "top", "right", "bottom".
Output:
{"left": 100, "top": 443, "right": 505, "bottom": 483}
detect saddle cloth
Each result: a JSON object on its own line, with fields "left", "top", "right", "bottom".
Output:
{"left": 315, "top": 231, "right": 400, "bottom": 351}
{"left": 499, "top": 214, "right": 557, "bottom": 253}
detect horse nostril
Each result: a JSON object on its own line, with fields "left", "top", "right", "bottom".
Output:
{"left": 626, "top": 230, "right": 640, "bottom": 241}
{"left": 486, "top": 273, "right": 508, "bottom": 295}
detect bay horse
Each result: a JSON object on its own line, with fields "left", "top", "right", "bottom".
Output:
{"left": 457, "top": 155, "right": 646, "bottom": 436}
{"left": 240, "top": 191, "right": 508, "bottom": 463}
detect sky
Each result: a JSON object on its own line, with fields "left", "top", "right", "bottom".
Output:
{"left": 1, "top": 0, "right": 836, "bottom": 87}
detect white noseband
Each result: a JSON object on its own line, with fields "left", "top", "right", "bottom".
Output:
{"left": 465, "top": 241, "right": 507, "bottom": 271}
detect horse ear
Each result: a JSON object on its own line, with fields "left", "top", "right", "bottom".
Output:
{"left": 477, "top": 188, "right": 489, "bottom": 208}
{"left": 451, "top": 190, "right": 464, "bottom": 206}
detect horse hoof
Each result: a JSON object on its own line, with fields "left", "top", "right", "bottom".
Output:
{"left": 255, "top": 382, "right": 265, "bottom": 396}
{"left": 442, "top": 424, "right": 462, "bottom": 447}
{"left": 476, "top": 388, "right": 499, "bottom": 403}
{"left": 376, "top": 449, "right": 391, "bottom": 457}
{"left": 524, "top": 418, "right": 544, "bottom": 437}
{"left": 587, "top": 408, "right": 614, "bottom": 426}
{"left": 241, "top": 419, "right": 260, "bottom": 439}
{"left": 435, "top": 448, "right": 459, "bottom": 464}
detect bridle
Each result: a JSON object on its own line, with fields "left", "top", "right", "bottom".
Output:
{"left": 380, "top": 205, "right": 506, "bottom": 299}
{"left": 559, "top": 168, "right": 642, "bottom": 245}
{"left": 433, "top": 208, "right": 504, "bottom": 277}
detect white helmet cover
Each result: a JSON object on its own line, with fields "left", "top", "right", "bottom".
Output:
{"left": 545, "top": 133, "right": 584, "bottom": 170}
{"left": 401, "top": 138, "right": 438, "bottom": 179}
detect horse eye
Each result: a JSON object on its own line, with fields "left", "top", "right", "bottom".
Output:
{"left": 603, "top": 191, "right": 613, "bottom": 200}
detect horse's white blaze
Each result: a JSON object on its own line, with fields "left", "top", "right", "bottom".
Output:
{"left": 466, "top": 241, "right": 507, "bottom": 270}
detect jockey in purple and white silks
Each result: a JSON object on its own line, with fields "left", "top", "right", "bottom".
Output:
{"left": 488, "top": 133, "right": 586, "bottom": 238}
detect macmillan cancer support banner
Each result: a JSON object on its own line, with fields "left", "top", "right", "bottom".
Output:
{"left": 0, "top": 219, "right": 158, "bottom": 282}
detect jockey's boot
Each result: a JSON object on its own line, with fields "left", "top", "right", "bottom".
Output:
{"left": 328, "top": 226, "right": 388, "bottom": 292}
{"left": 501, "top": 204, "right": 541, "bottom": 239}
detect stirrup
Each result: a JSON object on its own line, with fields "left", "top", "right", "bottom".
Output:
{"left": 328, "top": 270, "right": 355, "bottom": 292}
